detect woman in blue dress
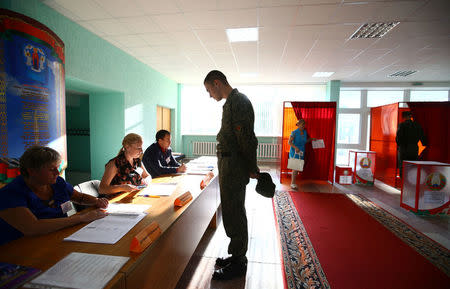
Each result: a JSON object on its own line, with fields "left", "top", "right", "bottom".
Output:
{"left": 0, "top": 146, "right": 109, "bottom": 245}
{"left": 288, "top": 119, "right": 315, "bottom": 190}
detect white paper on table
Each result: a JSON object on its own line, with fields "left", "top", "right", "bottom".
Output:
{"left": 137, "top": 183, "right": 177, "bottom": 196}
{"left": 64, "top": 213, "right": 145, "bottom": 244}
{"left": 312, "top": 139, "right": 325, "bottom": 149}
{"left": 24, "top": 252, "right": 128, "bottom": 289}
{"left": 106, "top": 203, "right": 151, "bottom": 215}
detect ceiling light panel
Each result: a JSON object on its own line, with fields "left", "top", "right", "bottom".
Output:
{"left": 350, "top": 22, "right": 400, "bottom": 39}
{"left": 226, "top": 27, "right": 258, "bottom": 42}
{"left": 312, "top": 72, "right": 334, "bottom": 77}
{"left": 389, "top": 70, "right": 417, "bottom": 77}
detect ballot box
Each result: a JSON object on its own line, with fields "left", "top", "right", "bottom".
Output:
{"left": 349, "top": 150, "right": 376, "bottom": 185}
{"left": 335, "top": 166, "right": 353, "bottom": 185}
{"left": 400, "top": 161, "right": 450, "bottom": 215}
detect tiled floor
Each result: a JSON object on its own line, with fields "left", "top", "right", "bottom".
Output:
{"left": 175, "top": 165, "right": 449, "bottom": 289}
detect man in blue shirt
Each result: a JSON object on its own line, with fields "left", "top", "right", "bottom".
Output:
{"left": 142, "top": 130, "right": 186, "bottom": 178}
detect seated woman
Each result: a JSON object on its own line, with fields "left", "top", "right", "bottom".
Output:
{"left": 99, "top": 133, "right": 151, "bottom": 195}
{"left": 0, "top": 146, "right": 108, "bottom": 245}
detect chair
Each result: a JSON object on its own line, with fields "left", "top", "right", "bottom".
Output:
{"left": 73, "top": 180, "right": 101, "bottom": 211}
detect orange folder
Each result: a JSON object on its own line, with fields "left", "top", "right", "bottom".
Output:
{"left": 174, "top": 191, "right": 193, "bottom": 207}
{"left": 130, "top": 221, "right": 161, "bottom": 253}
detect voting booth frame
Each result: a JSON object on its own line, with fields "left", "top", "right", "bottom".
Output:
{"left": 369, "top": 101, "right": 450, "bottom": 188}
{"left": 280, "top": 101, "right": 336, "bottom": 183}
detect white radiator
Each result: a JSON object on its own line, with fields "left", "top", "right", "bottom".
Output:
{"left": 192, "top": 141, "right": 281, "bottom": 159}
{"left": 192, "top": 141, "right": 217, "bottom": 156}
{"left": 257, "top": 143, "right": 281, "bottom": 159}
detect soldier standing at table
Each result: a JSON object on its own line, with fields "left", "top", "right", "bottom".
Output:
{"left": 204, "top": 70, "right": 259, "bottom": 280}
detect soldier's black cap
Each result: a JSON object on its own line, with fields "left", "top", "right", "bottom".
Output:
{"left": 255, "top": 172, "right": 276, "bottom": 198}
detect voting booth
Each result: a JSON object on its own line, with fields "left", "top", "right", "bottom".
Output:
{"left": 400, "top": 161, "right": 450, "bottom": 215}
{"left": 349, "top": 150, "right": 376, "bottom": 185}
{"left": 280, "top": 101, "right": 336, "bottom": 183}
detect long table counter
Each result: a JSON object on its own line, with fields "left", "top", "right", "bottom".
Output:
{"left": 0, "top": 171, "right": 220, "bottom": 289}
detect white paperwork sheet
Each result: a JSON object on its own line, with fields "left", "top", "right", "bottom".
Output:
{"left": 24, "top": 252, "right": 128, "bottom": 289}
{"left": 137, "top": 183, "right": 177, "bottom": 196}
{"left": 64, "top": 213, "right": 145, "bottom": 244}
{"left": 106, "top": 203, "right": 150, "bottom": 215}
{"left": 312, "top": 139, "right": 325, "bottom": 149}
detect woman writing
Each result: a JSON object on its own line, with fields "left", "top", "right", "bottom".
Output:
{"left": 0, "top": 146, "right": 108, "bottom": 245}
{"left": 99, "top": 133, "right": 151, "bottom": 195}
{"left": 288, "top": 119, "right": 315, "bottom": 190}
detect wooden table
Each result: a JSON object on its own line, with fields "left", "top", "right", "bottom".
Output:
{"left": 0, "top": 172, "right": 220, "bottom": 289}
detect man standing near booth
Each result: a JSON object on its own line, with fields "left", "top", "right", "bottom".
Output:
{"left": 396, "top": 111, "right": 427, "bottom": 177}
{"left": 204, "top": 70, "right": 259, "bottom": 280}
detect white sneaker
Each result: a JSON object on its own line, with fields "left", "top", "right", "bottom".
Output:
{"left": 290, "top": 184, "right": 298, "bottom": 190}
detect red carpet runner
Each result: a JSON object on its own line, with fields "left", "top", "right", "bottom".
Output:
{"left": 273, "top": 191, "right": 449, "bottom": 289}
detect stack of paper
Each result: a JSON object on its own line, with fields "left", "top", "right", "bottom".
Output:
{"left": 25, "top": 252, "right": 128, "bottom": 289}
{"left": 138, "top": 183, "right": 177, "bottom": 197}
{"left": 64, "top": 213, "right": 145, "bottom": 244}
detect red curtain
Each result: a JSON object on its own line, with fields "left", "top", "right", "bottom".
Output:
{"left": 285, "top": 102, "right": 336, "bottom": 182}
{"left": 369, "top": 103, "right": 399, "bottom": 187}
{"left": 407, "top": 102, "right": 450, "bottom": 163}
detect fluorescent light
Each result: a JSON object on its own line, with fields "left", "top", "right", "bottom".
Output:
{"left": 312, "top": 72, "right": 334, "bottom": 77}
{"left": 240, "top": 73, "right": 258, "bottom": 78}
{"left": 350, "top": 22, "right": 400, "bottom": 39}
{"left": 226, "top": 27, "right": 258, "bottom": 42}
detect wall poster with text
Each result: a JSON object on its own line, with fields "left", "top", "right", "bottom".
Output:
{"left": 0, "top": 9, "right": 66, "bottom": 170}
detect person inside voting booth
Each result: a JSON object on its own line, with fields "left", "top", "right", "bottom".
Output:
{"left": 100, "top": 133, "right": 151, "bottom": 195}
{"left": 288, "top": 119, "right": 316, "bottom": 190}
{"left": 142, "top": 129, "right": 186, "bottom": 178}
{"left": 0, "top": 146, "right": 108, "bottom": 245}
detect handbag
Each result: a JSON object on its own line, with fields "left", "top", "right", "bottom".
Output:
{"left": 287, "top": 153, "right": 304, "bottom": 171}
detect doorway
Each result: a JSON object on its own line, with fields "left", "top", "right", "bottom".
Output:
{"left": 65, "top": 90, "right": 91, "bottom": 185}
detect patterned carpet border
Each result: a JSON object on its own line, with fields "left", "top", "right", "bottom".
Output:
{"left": 273, "top": 190, "right": 330, "bottom": 289}
{"left": 346, "top": 193, "right": 450, "bottom": 276}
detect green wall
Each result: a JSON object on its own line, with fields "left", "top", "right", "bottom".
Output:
{"left": 1, "top": 0, "right": 179, "bottom": 180}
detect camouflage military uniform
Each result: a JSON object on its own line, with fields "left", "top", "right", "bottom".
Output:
{"left": 217, "top": 88, "right": 258, "bottom": 259}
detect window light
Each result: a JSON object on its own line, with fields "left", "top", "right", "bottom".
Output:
{"left": 226, "top": 27, "right": 258, "bottom": 42}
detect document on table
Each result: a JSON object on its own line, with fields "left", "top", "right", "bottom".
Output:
{"left": 24, "top": 252, "right": 128, "bottom": 289}
{"left": 312, "top": 139, "right": 325, "bottom": 149}
{"left": 64, "top": 213, "right": 145, "bottom": 244}
{"left": 137, "top": 183, "right": 177, "bottom": 196}
{"left": 106, "top": 203, "right": 151, "bottom": 215}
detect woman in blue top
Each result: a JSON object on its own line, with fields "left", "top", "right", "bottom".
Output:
{"left": 288, "top": 119, "right": 315, "bottom": 190}
{"left": 0, "top": 146, "right": 109, "bottom": 245}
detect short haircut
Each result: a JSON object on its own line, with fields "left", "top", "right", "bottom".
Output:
{"left": 156, "top": 129, "right": 170, "bottom": 141}
{"left": 204, "top": 70, "right": 229, "bottom": 85}
{"left": 402, "top": 111, "right": 412, "bottom": 119}
{"left": 296, "top": 119, "right": 306, "bottom": 125}
{"left": 19, "top": 146, "right": 61, "bottom": 177}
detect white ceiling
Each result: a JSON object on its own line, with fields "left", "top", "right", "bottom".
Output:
{"left": 41, "top": 0, "right": 450, "bottom": 84}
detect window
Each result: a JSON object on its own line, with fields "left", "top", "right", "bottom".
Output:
{"left": 339, "top": 91, "right": 361, "bottom": 108}
{"left": 338, "top": 114, "right": 360, "bottom": 144}
{"left": 410, "top": 90, "right": 448, "bottom": 102}
{"left": 367, "top": 91, "right": 403, "bottom": 107}
{"left": 336, "top": 148, "right": 350, "bottom": 165}
{"left": 181, "top": 84, "right": 326, "bottom": 136}
{"left": 181, "top": 85, "right": 223, "bottom": 135}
